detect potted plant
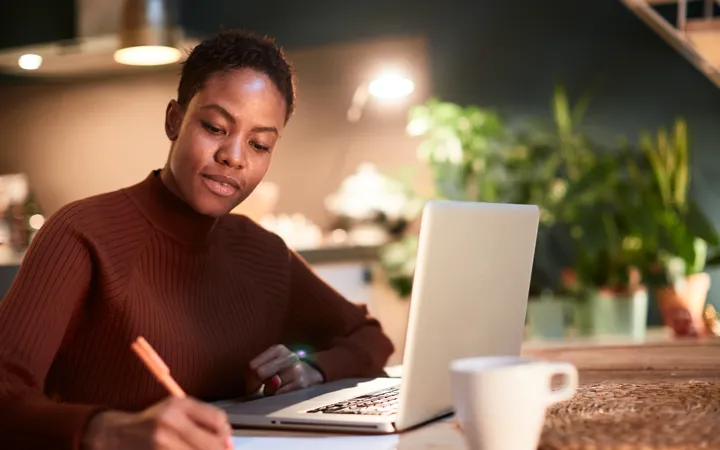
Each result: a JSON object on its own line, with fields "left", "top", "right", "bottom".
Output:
{"left": 636, "top": 118, "right": 720, "bottom": 337}
{"left": 561, "top": 144, "right": 651, "bottom": 340}
{"left": 511, "top": 85, "right": 597, "bottom": 339}
{"left": 517, "top": 84, "right": 653, "bottom": 340}
{"left": 378, "top": 98, "right": 522, "bottom": 298}
{"left": 516, "top": 84, "right": 648, "bottom": 339}
{"left": 392, "top": 89, "right": 597, "bottom": 339}
{"left": 406, "top": 98, "right": 521, "bottom": 203}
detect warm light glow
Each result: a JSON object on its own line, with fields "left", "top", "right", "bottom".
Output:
{"left": 18, "top": 54, "right": 42, "bottom": 70}
{"left": 29, "top": 214, "right": 45, "bottom": 230}
{"left": 406, "top": 117, "right": 430, "bottom": 136}
{"left": 368, "top": 73, "right": 414, "bottom": 99}
{"left": 113, "top": 46, "right": 182, "bottom": 66}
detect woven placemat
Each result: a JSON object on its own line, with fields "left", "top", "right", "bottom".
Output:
{"left": 540, "top": 381, "right": 720, "bottom": 449}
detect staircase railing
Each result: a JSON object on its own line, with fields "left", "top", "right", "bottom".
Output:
{"left": 621, "top": 0, "right": 720, "bottom": 88}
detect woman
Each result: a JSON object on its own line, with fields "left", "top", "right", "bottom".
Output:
{"left": 0, "top": 30, "right": 394, "bottom": 450}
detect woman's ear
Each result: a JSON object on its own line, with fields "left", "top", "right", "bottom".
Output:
{"left": 165, "top": 100, "right": 184, "bottom": 141}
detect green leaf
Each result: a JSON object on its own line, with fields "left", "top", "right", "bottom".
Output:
{"left": 692, "top": 238, "right": 708, "bottom": 274}
{"left": 641, "top": 131, "right": 671, "bottom": 206}
{"left": 552, "top": 84, "right": 572, "bottom": 138}
{"left": 673, "top": 118, "right": 689, "bottom": 208}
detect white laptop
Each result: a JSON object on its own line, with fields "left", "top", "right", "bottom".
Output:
{"left": 219, "top": 200, "right": 539, "bottom": 433}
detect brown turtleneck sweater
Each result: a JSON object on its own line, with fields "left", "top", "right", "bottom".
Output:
{"left": 0, "top": 170, "right": 393, "bottom": 450}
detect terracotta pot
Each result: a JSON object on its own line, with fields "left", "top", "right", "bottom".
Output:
{"left": 655, "top": 273, "right": 711, "bottom": 338}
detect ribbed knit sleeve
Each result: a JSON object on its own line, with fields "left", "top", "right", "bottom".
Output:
{"left": 0, "top": 209, "right": 103, "bottom": 450}
{"left": 282, "top": 250, "right": 394, "bottom": 382}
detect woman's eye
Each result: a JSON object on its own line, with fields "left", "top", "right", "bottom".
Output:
{"left": 201, "top": 121, "right": 225, "bottom": 135}
{"left": 251, "top": 141, "right": 270, "bottom": 151}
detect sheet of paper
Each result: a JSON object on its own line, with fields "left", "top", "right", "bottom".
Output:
{"left": 231, "top": 434, "right": 400, "bottom": 449}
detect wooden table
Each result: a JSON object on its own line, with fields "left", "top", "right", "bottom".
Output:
{"left": 526, "top": 337, "right": 720, "bottom": 385}
{"left": 231, "top": 338, "right": 720, "bottom": 449}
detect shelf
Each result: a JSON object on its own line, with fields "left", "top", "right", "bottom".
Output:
{"left": 297, "top": 245, "right": 380, "bottom": 265}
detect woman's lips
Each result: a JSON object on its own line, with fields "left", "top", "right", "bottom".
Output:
{"left": 201, "top": 174, "right": 240, "bottom": 197}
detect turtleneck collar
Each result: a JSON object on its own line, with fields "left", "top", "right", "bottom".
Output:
{"left": 125, "top": 170, "right": 219, "bottom": 244}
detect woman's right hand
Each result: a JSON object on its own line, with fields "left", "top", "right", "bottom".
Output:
{"left": 82, "top": 397, "right": 232, "bottom": 450}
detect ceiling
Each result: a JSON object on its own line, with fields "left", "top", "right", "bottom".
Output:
{"left": 0, "top": 0, "right": 198, "bottom": 78}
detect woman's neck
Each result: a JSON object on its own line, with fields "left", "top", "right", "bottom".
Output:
{"left": 125, "top": 170, "right": 219, "bottom": 245}
{"left": 159, "top": 166, "right": 185, "bottom": 203}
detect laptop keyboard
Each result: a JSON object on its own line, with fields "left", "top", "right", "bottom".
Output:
{"left": 306, "top": 386, "right": 399, "bottom": 416}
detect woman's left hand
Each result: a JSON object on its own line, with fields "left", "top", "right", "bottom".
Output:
{"left": 247, "top": 345, "right": 324, "bottom": 396}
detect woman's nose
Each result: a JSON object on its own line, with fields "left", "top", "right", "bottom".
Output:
{"left": 215, "top": 137, "right": 246, "bottom": 169}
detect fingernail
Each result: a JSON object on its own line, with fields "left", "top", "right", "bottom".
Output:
{"left": 270, "top": 375, "right": 281, "bottom": 389}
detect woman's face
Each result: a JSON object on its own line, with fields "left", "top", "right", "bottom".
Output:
{"left": 163, "top": 68, "right": 287, "bottom": 217}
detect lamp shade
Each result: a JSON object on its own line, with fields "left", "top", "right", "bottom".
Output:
{"left": 114, "top": 0, "right": 182, "bottom": 66}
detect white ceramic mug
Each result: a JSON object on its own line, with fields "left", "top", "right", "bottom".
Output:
{"left": 450, "top": 356, "right": 578, "bottom": 450}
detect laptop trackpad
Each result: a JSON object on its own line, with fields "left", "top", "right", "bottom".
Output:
{"left": 222, "top": 378, "right": 397, "bottom": 416}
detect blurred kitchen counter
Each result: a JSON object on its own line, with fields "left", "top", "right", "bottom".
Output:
{"left": 297, "top": 244, "right": 380, "bottom": 265}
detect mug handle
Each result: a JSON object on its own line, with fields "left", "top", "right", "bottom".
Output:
{"left": 544, "top": 362, "right": 578, "bottom": 404}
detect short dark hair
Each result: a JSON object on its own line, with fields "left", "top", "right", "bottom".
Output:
{"left": 177, "top": 29, "right": 296, "bottom": 122}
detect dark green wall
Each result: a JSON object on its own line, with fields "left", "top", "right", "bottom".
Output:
{"left": 1, "top": 0, "right": 719, "bottom": 321}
